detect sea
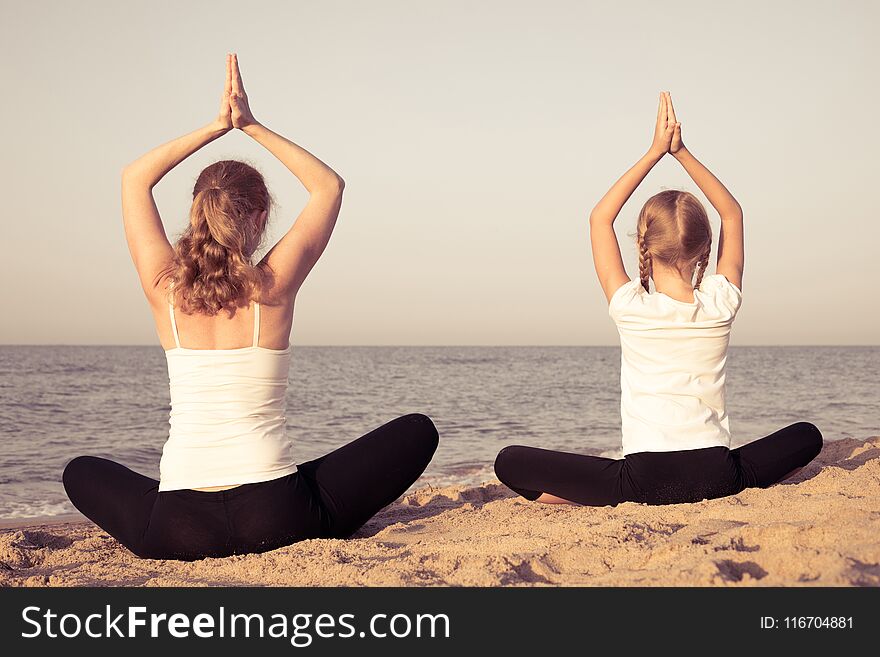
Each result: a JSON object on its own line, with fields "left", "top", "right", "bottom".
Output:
{"left": 0, "top": 346, "right": 877, "bottom": 519}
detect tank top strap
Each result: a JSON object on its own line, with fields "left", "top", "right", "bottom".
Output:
{"left": 168, "top": 284, "right": 181, "bottom": 349}
{"left": 252, "top": 301, "right": 260, "bottom": 348}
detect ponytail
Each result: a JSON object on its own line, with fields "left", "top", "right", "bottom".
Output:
{"left": 164, "top": 160, "right": 271, "bottom": 316}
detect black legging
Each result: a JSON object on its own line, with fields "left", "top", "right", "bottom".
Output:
{"left": 494, "top": 422, "right": 823, "bottom": 506}
{"left": 62, "top": 413, "right": 438, "bottom": 561}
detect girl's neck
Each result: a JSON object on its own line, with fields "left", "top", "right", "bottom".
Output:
{"left": 651, "top": 263, "right": 696, "bottom": 302}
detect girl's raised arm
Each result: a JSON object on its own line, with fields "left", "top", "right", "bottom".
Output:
{"left": 589, "top": 92, "right": 673, "bottom": 302}
{"left": 667, "top": 95, "right": 744, "bottom": 290}
{"left": 121, "top": 55, "right": 234, "bottom": 294}
{"left": 229, "top": 54, "right": 344, "bottom": 300}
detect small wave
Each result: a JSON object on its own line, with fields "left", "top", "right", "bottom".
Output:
{"left": 418, "top": 464, "right": 497, "bottom": 489}
{"left": 7, "top": 402, "right": 64, "bottom": 411}
{"left": 38, "top": 365, "right": 97, "bottom": 375}
{"left": 436, "top": 357, "right": 500, "bottom": 366}
{"left": 0, "top": 500, "right": 74, "bottom": 520}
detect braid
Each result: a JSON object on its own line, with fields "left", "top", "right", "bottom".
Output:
{"left": 638, "top": 236, "right": 652, "bottom": 293}
{"left": 693, "top": 245, "right": 711, "bottom": 290}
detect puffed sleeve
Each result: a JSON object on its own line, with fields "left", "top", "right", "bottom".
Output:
{"left": 711, "top": 274, "right": 743, "bottom": 316}
{"left": 608, "top": 279, "right": 641, "bottom": 322}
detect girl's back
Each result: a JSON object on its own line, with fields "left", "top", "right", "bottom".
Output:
{"left": 609, "top": 273, "right": 743, "bottom": 455}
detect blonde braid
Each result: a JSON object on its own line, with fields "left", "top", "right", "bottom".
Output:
{"left": 693, "top": 245, "right": 711, "bottom": 290}
{"left": 638, "top": 236, "right": 652, "bottom": 293}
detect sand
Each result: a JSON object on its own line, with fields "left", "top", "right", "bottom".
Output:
{"left": 1, "top": 436, "right": 878, "bottom": 587}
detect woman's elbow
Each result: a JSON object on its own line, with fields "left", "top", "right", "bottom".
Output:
{"left": 328, "top": 175, "right": 345, "bottom": 201}
{"left": 120, "top": 163, "right": 144, "bottom": 186}
{"left": 316, "top": 172, "right": 344, "bottom": 197}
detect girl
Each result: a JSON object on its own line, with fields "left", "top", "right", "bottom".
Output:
{"left": 62, "top": 54, "right": 438, "bottom": 560}
{"left": 494, "top": 92, "right": 822, "bottom": 506}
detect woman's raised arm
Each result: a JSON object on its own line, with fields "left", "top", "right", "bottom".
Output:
{"left": 121, "top": 55, "right": 235, "bottom": 292}
{"left": 589, "top": 92, "right": 673, "bottom": 302}
{"left": 228, "top": 54, "right": 345, "bottom": 299}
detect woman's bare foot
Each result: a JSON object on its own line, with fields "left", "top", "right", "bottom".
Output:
{"left": 536, "top": 492, "right": 579, "bottom": 505}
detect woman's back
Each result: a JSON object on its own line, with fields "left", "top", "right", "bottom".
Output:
{"left": 151, "top": 270, "right": 294, "bottom": 352}
{"left": 159, "top": 290, "right": 296, "bottom": 491}
{"left": 609, "top": 273, "right": 743, "bottom": 455}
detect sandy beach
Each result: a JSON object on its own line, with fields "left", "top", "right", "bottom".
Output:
{"left": 1, "top": 436, "right": 878, "bottom": 587}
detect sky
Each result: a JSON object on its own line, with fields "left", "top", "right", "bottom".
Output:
{"left": 2, "top": 0, "right": 878, "bottom": 345}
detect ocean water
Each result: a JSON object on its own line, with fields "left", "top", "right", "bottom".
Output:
{"left": 0, "top": 346, "right": 877, "bottom": 519}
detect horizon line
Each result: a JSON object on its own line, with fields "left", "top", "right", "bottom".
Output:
{"left": 2, "top": 343, "right": 878, "bottom": 349}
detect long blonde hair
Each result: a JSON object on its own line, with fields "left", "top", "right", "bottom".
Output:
{"left": 162, "top": 160, "right": 274, "bottom": 316}
{"left": 636, "top": 190, "right": 712, "bottom": 293}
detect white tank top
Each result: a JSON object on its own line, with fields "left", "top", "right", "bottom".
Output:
{"left": 608, "top": 274, "right": 743, "bottom": 456}
{"left": 158, "top": 292, "right": 297, "bottom": 491}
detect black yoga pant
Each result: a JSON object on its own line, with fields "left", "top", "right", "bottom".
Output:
{"left": 62, "top": 413, "right": 438, "bottom": 561}
{"left": 494, "top": 422, "right": 823, "bottom": 506}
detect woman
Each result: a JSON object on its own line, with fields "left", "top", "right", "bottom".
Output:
{"left": 63, "top": 54, "right": 438, "bottom": 560}
{"left": 493, "top": 92, "right": 821, "bottom": 506}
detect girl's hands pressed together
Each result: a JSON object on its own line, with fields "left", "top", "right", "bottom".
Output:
{"left": 648, "top": 91, "right": 680, "bottom": 160}
{"left": 229, "top": 53, "right": 259, "bottom": 130}
{"left": 667, "top": 93, "right": 685, "bottom": 155}
{"left": 589, "top": 91, "right": 684, "bottom": 301}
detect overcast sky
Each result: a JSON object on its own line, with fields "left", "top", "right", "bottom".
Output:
{"left": 2, "top": 0, "right": 877, "bottom": 345}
